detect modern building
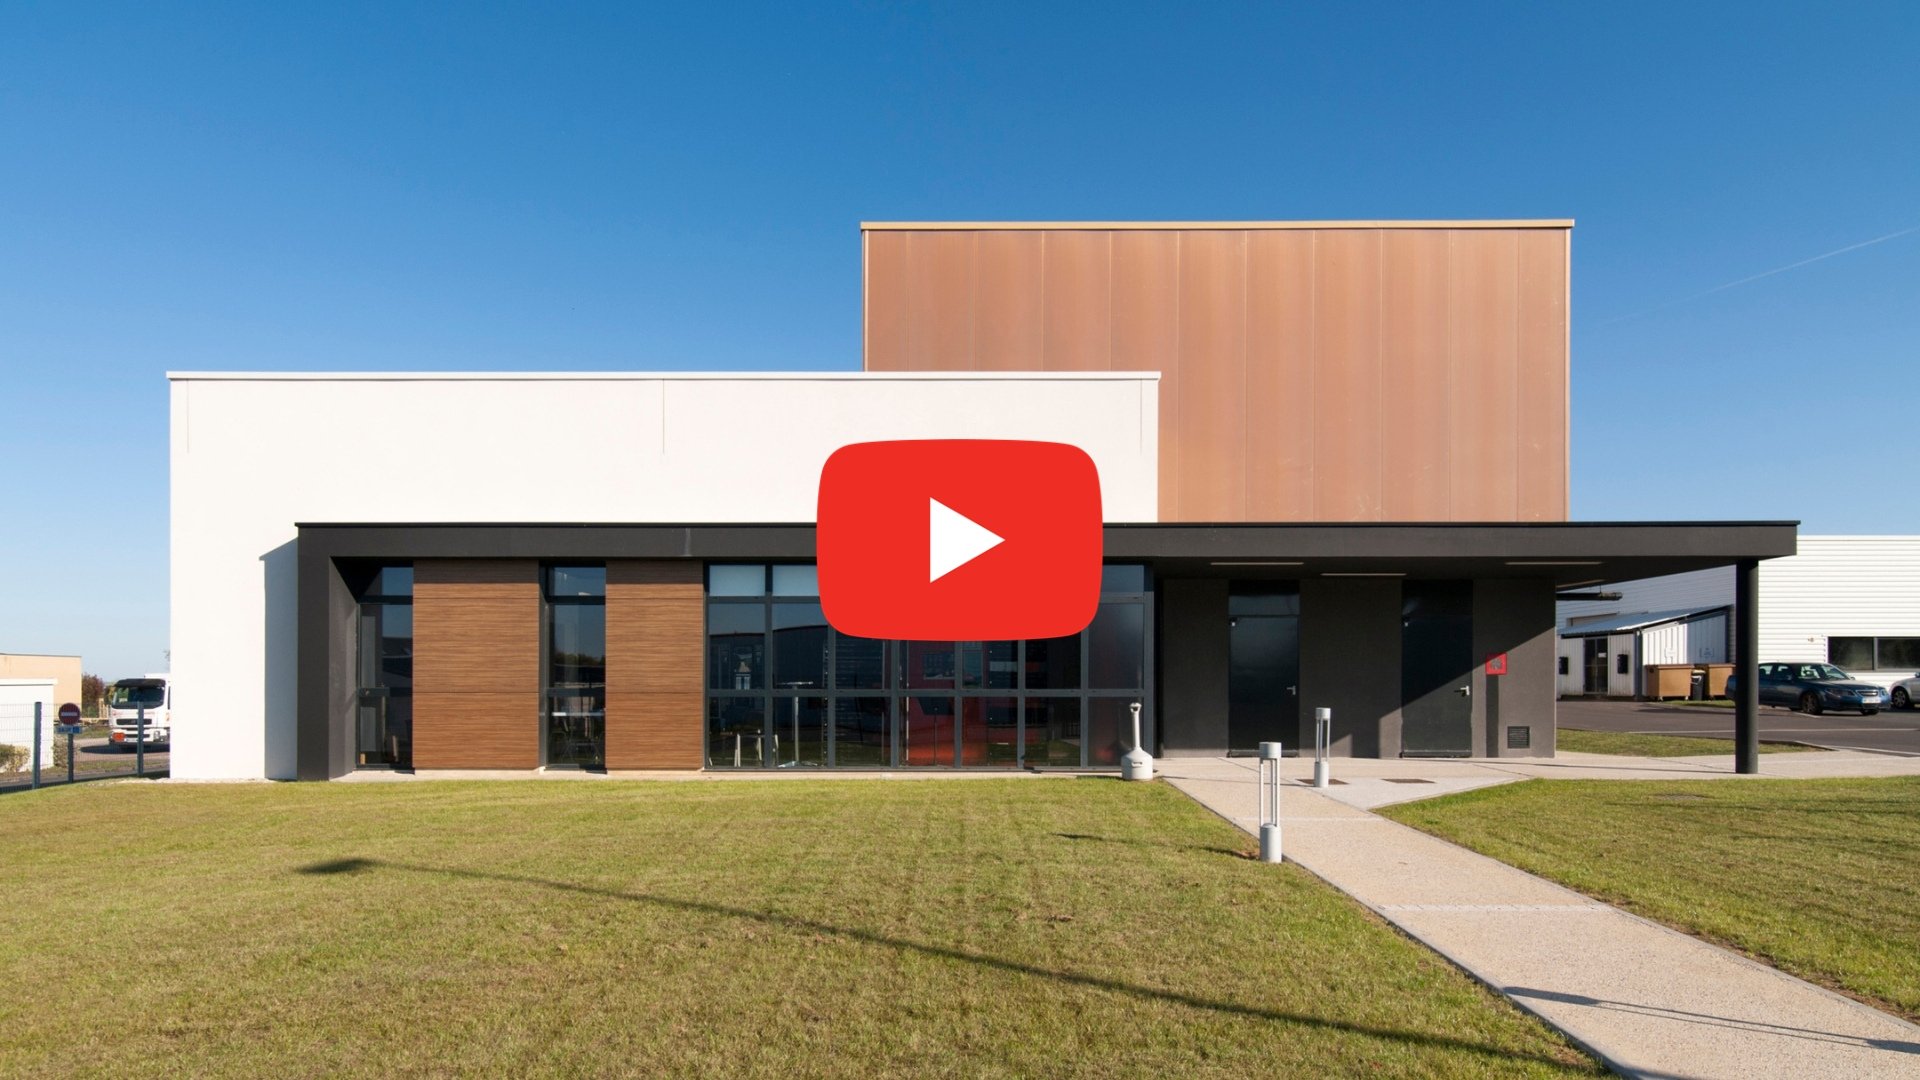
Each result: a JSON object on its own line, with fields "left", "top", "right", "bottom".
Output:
{"left": 169, "top": 220, "right": 1797, "bottom": 782}
{"left": 1557, "top": 535, "right": 1920, "bottom": 690}
{"left": 1555, "top": 606, "right": 1730, "bottom": 698}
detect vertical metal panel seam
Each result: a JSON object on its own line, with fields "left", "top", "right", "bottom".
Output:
{"left": 1511, "top": 230, "right": 1521, "bottom": 522}
{"left": 1443, "top": 231, "right": 1455, "bottom": 521}
{"left": 1240, "top": 230, "right": 1250, "bottom": 519}
{"left": 1374, "top": 229, "right": 1384, "bottom": 521}
{"left": 1039, "top": 231, "right": 1049, "bottom": 370}
{"left": 1308, "top": 231, "right": 1319, "bottom": 519}
{"left": 968, "top": 232, "right": 978, "bottom": 368}
{"left": 860, "top": 229, "right": 869, "bottom": 370}
{"left": 1172, "top": 233, "right": 1182, "bottom": 520}
{"left": 1563, "top": 229, "right": 1573, "bottom": 519}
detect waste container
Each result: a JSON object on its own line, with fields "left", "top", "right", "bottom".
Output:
{"left": 1689, "top": 668, "right": 1707, "bottom": 701}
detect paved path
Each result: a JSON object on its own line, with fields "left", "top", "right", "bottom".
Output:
{"left": 1558, "top": 699, "right": 1920, "bottom": 756}
{"left": 1161, "top": 755, "right": 1920, "bottom": 1079}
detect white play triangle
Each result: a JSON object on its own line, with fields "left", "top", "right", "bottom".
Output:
{"left": 928, "top": 497, "right": 1005, "bottom": 583}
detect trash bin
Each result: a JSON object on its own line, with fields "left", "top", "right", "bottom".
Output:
{"left": 1689, "top": 669, "right": 1707, "bottom": 701}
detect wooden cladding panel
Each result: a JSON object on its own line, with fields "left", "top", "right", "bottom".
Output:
{"left": 863, "top": 224, "right": 1571, "bottom": 523}
{"left": 605, "top": 693, "right": 704, "bottom": 770}
{"left": 412, "top": 598, "right": 540, "bottom": 693}
{"left": 413, "top": 692, "right": 539, "bottom": 769}
{"left": 605, "top": 560, "right": 703, "bottom": 770}
{"left": 412, "top": 559, "right": 539, "bottom": 769}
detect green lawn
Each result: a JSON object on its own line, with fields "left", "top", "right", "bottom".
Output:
{"left": 1382, "top": 777, "right": 1920, "bottom": 1020}
{"left": 0, "top": 779, "right": 1597, "bottom": 1078}
{"left": 1556, "top": 726, "right": 1815, "bottom": 757}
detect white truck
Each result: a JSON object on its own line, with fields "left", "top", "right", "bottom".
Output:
{"left": 106, "top": 674, "right": 171, "bottom": 748}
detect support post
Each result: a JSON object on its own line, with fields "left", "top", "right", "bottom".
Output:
{"left": 137, "top": 706, "right": 146, "bottom": 778}
{"left": 1734, "top": 559, "right": 1759, "bottom": 775}
{"left": 31, "top": 701, "right": 42, "bottom": 790}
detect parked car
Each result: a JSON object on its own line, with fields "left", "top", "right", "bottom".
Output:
{"left": 1725, "top": 663, "right": 1885, "bottom": 716}
{"left": 1891, "top": 673, "right": 1920, "bottom": 711}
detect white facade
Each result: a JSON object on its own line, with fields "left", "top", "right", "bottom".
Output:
{"left": 1557, "top": 535, "right": 1920, "bottom": 690}
{"left": 170, "top": 371, "right": 1161, "bottom": 781}
{"left": 1554, "top": 612, "right": 1727, "bottom": 698}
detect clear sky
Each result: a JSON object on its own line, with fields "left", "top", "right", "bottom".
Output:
{"left": 3, "top": 2, "right": 1916, "bottom": 678}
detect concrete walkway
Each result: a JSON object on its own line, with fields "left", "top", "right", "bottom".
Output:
{"left": 1161, "top": 755, "right": 1920, "bottom": 1079}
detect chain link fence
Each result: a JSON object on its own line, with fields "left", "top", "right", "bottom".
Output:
{"left": 0, "top": 702, "right": 166, "bottom": 792}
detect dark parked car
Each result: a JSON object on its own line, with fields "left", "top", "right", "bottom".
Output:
{"left": 1725, "top": 662, "right": 1886, "bottom": 716}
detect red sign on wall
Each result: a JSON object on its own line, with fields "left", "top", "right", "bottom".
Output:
{"left": 1485, "top": 653, "right": 1508, "bottom": 676}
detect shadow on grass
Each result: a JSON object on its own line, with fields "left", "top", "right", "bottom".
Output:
{"left": 1052, "top": 832, "right": 1254, "bottom": 859}
{"left": 296, "top": 856, "right": 1588, "bottom": 1070}
{"left": 1506, "top": 986, "right": 1920, "bottom": 1054}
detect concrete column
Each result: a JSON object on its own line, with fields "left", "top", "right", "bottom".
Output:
{"left": 1734, "top": 559, "right": 1759, "bottom": 774}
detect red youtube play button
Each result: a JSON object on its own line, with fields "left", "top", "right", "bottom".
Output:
{"left": 817, "top": 440, "right": 1103, "bottom": 641}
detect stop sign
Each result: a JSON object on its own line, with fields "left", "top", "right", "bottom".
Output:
{"left": 58, "top": 702, "right": 81, "bottom": 724}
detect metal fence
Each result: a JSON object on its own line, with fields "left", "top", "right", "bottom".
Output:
{"left": 0, "top": 702, "right": 166, "bottom": 792}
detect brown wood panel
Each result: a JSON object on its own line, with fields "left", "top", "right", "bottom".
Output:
{"left": 413, "top": 692, "right": 539, "bottom": 769}
{"left": 971, "top": 232, "right": 1044, "bottom": 369}
{"left": 605, "top": 692, "right": 704, "bottom": 770}
{"left": 414, "top": 559, "right": 539, "bottom": 600}
{"left": 412, "top": 559, "right": 540, "bottom": 769}
{"left": 1109, "top": 231, "right": 1180, "bottom": 515}
{"left": 606, "top": 561, "right": 703, "bottom": 693}
{"left": 1041, "top": 230, "right": 1111, "bottom": 370}
{"left": 1446, "top": 230, "right": 1520, "bottom": 520}
{"left": 1311, "top": 230, "right": 1383, "bottom": 520}
{"left": 1380, "top": 230, "right": 1452, "bottom": 520}
{"left": 902, "top": 231, "right": 974, "bottom": 371}
{"left": 605, "top": 560, "right": 703, "bottom": 769}
{"left": 1244, "top": 230, "right": 1316, "bottom": 520}
{"left": 1173, "top": 231, "right": 1247, "bottom": 521}
{"left": 413, "top": 597, "right": 541, "bottom": 692}
{"left": 864, "top": 230, "right": 909, "bottom": 373}
{"left": 1515, "top": 229, "right": 1569, "bottom": 520}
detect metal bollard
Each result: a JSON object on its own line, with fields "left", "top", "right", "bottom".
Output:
{"left": 1258, "top": 740, "right": 1284, "bottom": 863}
{"left": 137, "top": 706, "right": 146, "bottom": 778}
{"left": 31, "top": 701, "right": 42, "bottom": 790}
{"left": 1313, "top": 707, "right": 1331, "bottom": 789}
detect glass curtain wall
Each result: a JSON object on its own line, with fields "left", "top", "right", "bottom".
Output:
{"left": 545, "top": 566, "right": 607, "bottom": 768}
{"left": 354, "top": 566, "right": 414, "bottom": 768}
{"left": 705, "top": 564, "right": 1150, "bottom": 769}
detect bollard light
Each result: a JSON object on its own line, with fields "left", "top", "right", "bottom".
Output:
{"left": 1121, "top": 701, "right": 1153, "bottom": 781}
{"left": 1313, "top": 707, "right": 1331, "bottom": 789}
{"left": 1258, "top": 740, "right": 1284, "bottom": 863}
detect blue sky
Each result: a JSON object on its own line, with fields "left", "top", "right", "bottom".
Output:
{"left": 3, "top": 2, "right": 1916, "bottom": 677}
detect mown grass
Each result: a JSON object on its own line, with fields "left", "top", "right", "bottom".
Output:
{"left": 0, "top": 778, "right": 1598, "bottom": 1078}
{"left": 1556, "top": 726, "right": 1815, "bottom": 757}
{"left": 1382, "top": 776, "right": 1920, "bottom": 1020}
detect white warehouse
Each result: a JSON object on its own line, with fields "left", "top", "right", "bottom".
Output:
{"left": 1557, "top": 535, "right": 1920, "bottom": 696}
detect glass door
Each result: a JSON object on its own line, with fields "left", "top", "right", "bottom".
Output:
{"left": 354, "top": 567, "right": 413, "bottom": 768}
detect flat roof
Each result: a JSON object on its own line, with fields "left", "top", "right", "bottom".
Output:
{"left": 297, "top": 521, "right": 1796, "bottom": 590}
{"left": 861, "top": 219, "right": 1574, "bottom": 231}
{"left": 167, "top": 370, "right": 1160, "bottom": 382}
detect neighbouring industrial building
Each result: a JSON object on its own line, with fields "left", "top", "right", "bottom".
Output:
{"left": 1557, "top": 535, "right": 1920, "bottom": 696}
{"left": 168, "top": 220, "right": 1797, "bottom": 781}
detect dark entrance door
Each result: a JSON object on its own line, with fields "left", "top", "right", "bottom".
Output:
{"left": 1582, "top": 638, "right": 1608, "bottom": 694}
{"left": 1401, "top": 581, "right": 1472, "bottom": 756}
{"left": 1228, "top": 585, "right": 1300, "bottom": 752}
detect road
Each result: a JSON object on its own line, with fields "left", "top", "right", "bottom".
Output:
{"left": 1558, "top": 699, "right": 1920, "bottom": 755}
